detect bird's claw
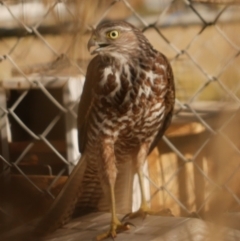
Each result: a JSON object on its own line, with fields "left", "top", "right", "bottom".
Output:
{"left": 122, "top": 213, "right": 130, "bottom": 221}
{"left": 123, "top": 221, "right": 135, "bottom": 228}
{"left": 96, "top": 221, "right": 131, "bottom": 241}
{"left": 122, "top": 209, "right": 147, "bottom": 221}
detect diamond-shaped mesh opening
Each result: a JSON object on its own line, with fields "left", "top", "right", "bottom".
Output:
{"left": 218, "top": 56, "right": 240, "bottom": 96}
{"left": 216, "top": 5, "right": 240, "bottom": 42}
{"left": 6, "top": 88, "right": 69, "bottom": 178}
{"left": 188, "top": 27, "right": 230, "bottom": 74}
{"left": 161, "top": 24, "right": 203, "bottom": 51}
{"left": 190, "top": 2, "right": 225, "bottom": 23}
{"left": 219, "top": 111, "right": 240, "bottom": 149}
{"left": 194, "top": 79, "right": 226, "bottom": 101}
{"left": 143, "top": 27, "right": 177, "bottom": 58}
{"left": 173, "top": 56, "right": 208, "bottom": 101}
{"left": 8, "top": 89, "right": 64, "bottom": 141}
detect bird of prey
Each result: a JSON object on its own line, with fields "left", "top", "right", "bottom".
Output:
{"left": 35, "top": 20, "right": 175, "bottom": 240}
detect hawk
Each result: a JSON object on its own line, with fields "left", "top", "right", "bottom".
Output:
{"left": 35, "top": 20, "right": 175, "bottom": 240}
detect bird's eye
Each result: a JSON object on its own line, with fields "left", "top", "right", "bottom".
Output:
{"left": 107, "top": 30, "right": 119, "bottom": 39}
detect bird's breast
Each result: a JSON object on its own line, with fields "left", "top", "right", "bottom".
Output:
{"left": 96, "top": 62, "right": 167, "bottom": 107}
{"left": 88, "top": 62, "right": 168, "bottom": 152}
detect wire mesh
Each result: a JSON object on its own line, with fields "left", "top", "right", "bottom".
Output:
{"left": 0, "top": 0, "right": 240, "bottom": 238}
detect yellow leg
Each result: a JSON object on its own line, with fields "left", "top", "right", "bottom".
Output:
{"left": 123, "top": 169, "right": 173, "bottom": 221}
{"left": 96, "top": 183, "right": 131, "bottom": 241}
{"left": 138, "top": 170, "right": 148, "bottom": 211}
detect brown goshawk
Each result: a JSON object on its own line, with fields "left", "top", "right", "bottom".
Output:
{"left": 35, "top": 20, "right": 175, "bottom": 240}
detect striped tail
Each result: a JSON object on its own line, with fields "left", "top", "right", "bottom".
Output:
{"left": 34, "top": 154, "right": 88, "bottom": 236}
{"left": 34, "top": 154, "right": 134, "bottom": 237}
{"left": 73, "top": 158, "right": 134, "bottom": 216}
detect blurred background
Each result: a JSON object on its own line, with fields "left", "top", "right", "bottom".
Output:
{"left": 0, "top": 0, "right": 240, "bottom": 238}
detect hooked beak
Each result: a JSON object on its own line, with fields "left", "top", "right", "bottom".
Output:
{"left": 87, "top": 38, "right": 97, "bottom": 54}
{"left": 87, "top": 37, "right": 110, "bottom": 55}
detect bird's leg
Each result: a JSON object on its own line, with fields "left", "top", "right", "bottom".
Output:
{"left": 137, "top": 168, "right": 149, "bottom": 213}
{"left": 96, "top": 181, "right": 131, "bottom": 241}
{"left": 123, "top": 168, "right": 172, "bottom": 221}
{"left": 122, "top": 168, "right": 151, "bottom": 220}
{"left": 96, "top": 141, "right": 131, "bottom": 241}
{"left": 123, "top": 145, "right": 172, "bottom": 221}
{"left": 96, "top": 183, "right": 131, "bottom": 241}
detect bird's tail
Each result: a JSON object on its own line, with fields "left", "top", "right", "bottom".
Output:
{"left": 34, "top": 154, "right": 88, "bottom": 236}
{"left": 34, "top": 154, "right": 134, "bottom": 238}
{"left": 73, "top": 157, "right": 134, "bottom": 216}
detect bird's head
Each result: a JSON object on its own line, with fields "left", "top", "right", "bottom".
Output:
{"left": 87, "top": 20, "right": 149, "bottom": 58}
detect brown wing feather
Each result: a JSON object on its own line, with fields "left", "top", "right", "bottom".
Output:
{"left": 148, "top": 53, "right": 175, "bottom": 154}
{"left": 75, "top": 55, "right": 133, "bottom": 216}
{"left": 77, "top": 55, "right": 103, "bottom": 153}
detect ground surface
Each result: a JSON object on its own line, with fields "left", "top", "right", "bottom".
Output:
{"left": 42, "top": 212, "right": 240, "bottom": 241}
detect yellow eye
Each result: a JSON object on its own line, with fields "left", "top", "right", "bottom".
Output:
{"left": 107, "top": 30, "right": 119, "bottom": 39}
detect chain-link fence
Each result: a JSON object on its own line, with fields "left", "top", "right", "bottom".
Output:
{"left": 0, "top": 0, "right": 240, "bottom": 238}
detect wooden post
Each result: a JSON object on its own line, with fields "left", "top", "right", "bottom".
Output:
{"left": 0, "top": 89, "right": 10, "bottom": 183}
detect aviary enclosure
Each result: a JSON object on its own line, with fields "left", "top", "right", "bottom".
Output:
{"left": 0, "top": 0, "right": 240, "bottom": 240}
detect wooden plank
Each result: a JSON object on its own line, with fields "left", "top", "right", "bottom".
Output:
{"left": 166, "top": 122, "right": 205, "bottom": 137}
{"left": 0, "top": 89, "right": 10, "bottom": 183}
{"left": 9, "top": 141, "right": 66, "bottom": 153}
{"left": 11, "top": 174, "right": 67, "bottom": 192}
{"left": 0, "top": 76, "right": 72, "bottom": 90}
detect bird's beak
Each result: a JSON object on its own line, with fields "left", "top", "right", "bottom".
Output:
{"left": 87, "top": 37, "right": 98, "bottom": 54}
{"left": 87, "top": 36, "right": 110, "bottom": 55}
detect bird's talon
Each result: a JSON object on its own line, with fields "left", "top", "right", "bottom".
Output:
{"left": 121, "top": 213, "right": 131, "bottom": 222}
{"left": 96, "top": 221, "right": 131, "bottom": 240}
{"left": 123, "top": 221, "right": 135, "bottom": 228}
{"left": 122, "top": 207, "right": 173, "bottom": 221}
